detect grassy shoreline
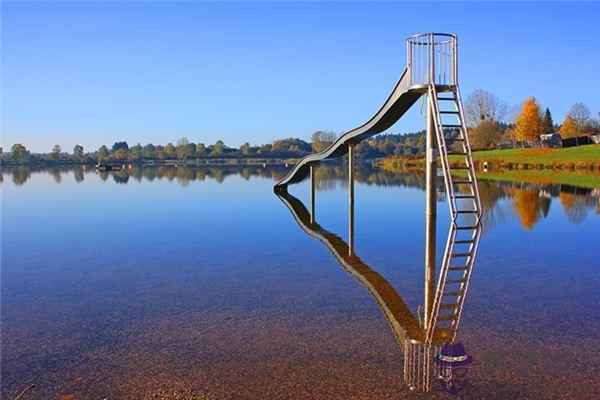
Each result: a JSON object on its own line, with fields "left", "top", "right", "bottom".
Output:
{"left": 379, "top": 144, "right": 600, "bottom": 171}
{"left": 378, "top": 145, "right": 600, "bottom": 188}
{"left": 452, "top": 145, "right": 600, "bottom": 170}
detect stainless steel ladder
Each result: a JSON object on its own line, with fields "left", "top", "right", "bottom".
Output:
{"left": 426, "top": 83, "right": 483, "bottom": 344}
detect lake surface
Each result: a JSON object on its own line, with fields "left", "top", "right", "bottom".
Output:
{"left": 2, "top": 165, "right": 599, "bottom": 399}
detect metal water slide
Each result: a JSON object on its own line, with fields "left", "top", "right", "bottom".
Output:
{"left": 273, "top": 68, "right": 423, "bottom": 190}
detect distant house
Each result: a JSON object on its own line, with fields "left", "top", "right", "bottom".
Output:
{"left": 539, "top": 133, "right": 562, "bottom": 148}
{"left": 497, "top": 140, "right": 539, "bottom": 150}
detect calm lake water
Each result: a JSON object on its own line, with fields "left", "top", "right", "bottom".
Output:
{"left": 2, "top": 165, "right": 599, "bottom": 399}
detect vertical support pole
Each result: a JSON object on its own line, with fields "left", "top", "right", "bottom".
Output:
{"left": 310, "top": 164, "right": 315, "bottom": 224}
{"left": 453, "top": 35, "right": 458, "bottom": 86}
{"left": 348, "top": 143, "right": 355, "bottom": 256}
{"left": 424, "top": 92, "right": 437, "bottom": 329}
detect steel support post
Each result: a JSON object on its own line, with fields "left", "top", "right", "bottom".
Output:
{"left": 424, "top": 96, "right": 437, "bottom": 329}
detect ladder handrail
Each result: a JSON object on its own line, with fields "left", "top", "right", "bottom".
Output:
{"left": 454, "top": 85, "right": 483, "bottom": 220}
{"left": 425, "top": 83, "right": 482, "bottom": 344}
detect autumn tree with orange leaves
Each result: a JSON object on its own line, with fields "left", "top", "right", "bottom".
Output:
{"left": 514, "top": 97, "right": 543, "bottom": 141}
{"left": 559, "top": 115, "right": 578, "bottom": 138}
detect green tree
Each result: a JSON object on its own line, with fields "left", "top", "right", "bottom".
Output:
{"left": 49, "top": 145, "right": 62, "bottom": 161}
{"left": 176, "top": 137, "right": 194, "bottom": 160}
{"left": 210, "top": 140, "right": 225, "bottom": 156}
{"left": 257, "top": 144, "right": 272, "bottom": 155}
{"left": 196, "top": 143, "right": 207, "bottom": 156}
{"left": 542, "top": 108, "right": 554, "bottom": 135}
{"left": 98, "top": 145, "right": 110, "bottom": 161}
{"left": 163, "top": 143, "right": 177, "bottom": 159}
{"left": 143, "top": 144, "right": 157, "bottom": 158}
{"left": 155, "top": 145, "right": 165, "bottom": 159}
{"left": 73, "top": 144, "right": 84, "bottom": 161}
{"left": 240, "top": 142, "right": 251, "bottom": 156}
{"left": 130, "top": 143, "right": 143, "bottom": 161}
{"left": 113, "top": 149, "right": 128, "bottom": 160}
{"left": 270, "top": 138, "right": 312, "bottom": 157}
{"left": 112, "top": 141, "right": 129, "bottom": 153}
{"left": 10, "top": 143, "right": 30, "bottom": 163}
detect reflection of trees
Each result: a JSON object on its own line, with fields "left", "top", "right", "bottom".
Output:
{"left": 10, "top": 167, "right": 31, "bottom": 185}
{"left": 313, "top": 162, "right": 426, "bottom": 191}
{"left": 467, "top": 179, "right": 597, "bottom": 231}
{"left": 513, "top": 189, "right": 543, "bottom": 230}
{"left": 3, "top": 165, "right": 598, "bottom": 230}
{"left": 559, "top": 192, "right": 596, "bottom": 224}
{"left": 74, "top": 168, "right": 84, "bottom": 183}
{"left": 475, "top": 180, "right": 509, "bottom": 234}
{"left": 112, "top": 171, "right": 130, "bottom": 184}
{"left": 48, "top": 169, "right": 62, "bottom": 183}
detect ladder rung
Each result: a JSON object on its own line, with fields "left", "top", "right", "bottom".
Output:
{"left": 449, "top": 166, "right": 470, "bottom": 170}
{"left": 437, "top": 97, "right": 455, "bottom": 101}
{"left": 451, "top": 253, "right": 472, "bottom": 258}
{"left": 449, "top": 267, "right": 468, "bottom": 271}
{"left": 440, "top": 111, "right": 459, "bottom": 114}
{"left": 453, "top": 239, "right": 474, "bottom": 244}
{"left": 453, "top": 195, "right": 475, "bottom": 199}
{"left": 443, "top": 124, "right": 462, "bottom": 128}
{"left": 447, "top": 138, "right": 465, "bottom": 141}
{"left": 448, "top": 152, "right": 467, "bottom": 156}
{"left": 456, "top": 210, "right": 477, "bottom": 214}
{"left": 443, "top": 291, "right": 464, "bottom": 296}
{"left": 439, "top": 303, "right": 458, "bottom": 308}
{"left": 446, "top": 279, "right": 466, "bottom": 284}
{"left": 456, "top": 226, "right": 477, "bottom": 230}
{"left": 453, "top": 180, "right": 472, "bottom": 184}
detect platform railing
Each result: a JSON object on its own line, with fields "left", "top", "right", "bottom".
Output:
{"left": 406, "top": 33, "right": 457, "bottom": 88}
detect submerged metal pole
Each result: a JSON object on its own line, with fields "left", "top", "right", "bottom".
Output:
{"left": 348, "top": 143, "right": 355, "bottom": 256}
{"left": 310, "top": 164, "right": 315, "bottom": 224}
{"left": 424, "top": 93, "right": 437, "bottom": 328}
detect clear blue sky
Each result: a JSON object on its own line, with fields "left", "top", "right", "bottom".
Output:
{"left": 2, "top": 1, "right": 599, "bottom": 153}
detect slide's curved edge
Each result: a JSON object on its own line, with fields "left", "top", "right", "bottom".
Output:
{"left": 276, "top": 190, "right": 425, "bottom": 343}
{"left": 274, "top": 68, "right": 423, "bottom": 191}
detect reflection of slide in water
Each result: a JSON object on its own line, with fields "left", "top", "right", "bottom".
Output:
{"left": 276, "top": 191, "right": 465, "bottom": 392}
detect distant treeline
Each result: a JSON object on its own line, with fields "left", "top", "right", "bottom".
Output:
{"left": 2, "top": 131, "right": 429, "bottom": 165}
{"left": 4, "top": 89, "right": 600, "bottom": 166}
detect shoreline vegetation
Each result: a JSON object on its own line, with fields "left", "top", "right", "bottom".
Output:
{"left": 378, "top": 145, "right": 600, "bottom": 189}
{"left": 378, "top": 145, "right": 600, "bottom": 171}
{"left": 4, "top": 145, "right": 599, "bottom": 190}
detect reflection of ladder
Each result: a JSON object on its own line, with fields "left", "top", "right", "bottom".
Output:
{"left": 426, "top": 84, "right": 482, "bottom": 343}
{"left": 404, "top": 339, "right": 440, "bottom": 392}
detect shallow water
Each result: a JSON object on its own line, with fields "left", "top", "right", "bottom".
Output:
{"left": 2, "top": 165, "right": 599, "bottom": 399}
